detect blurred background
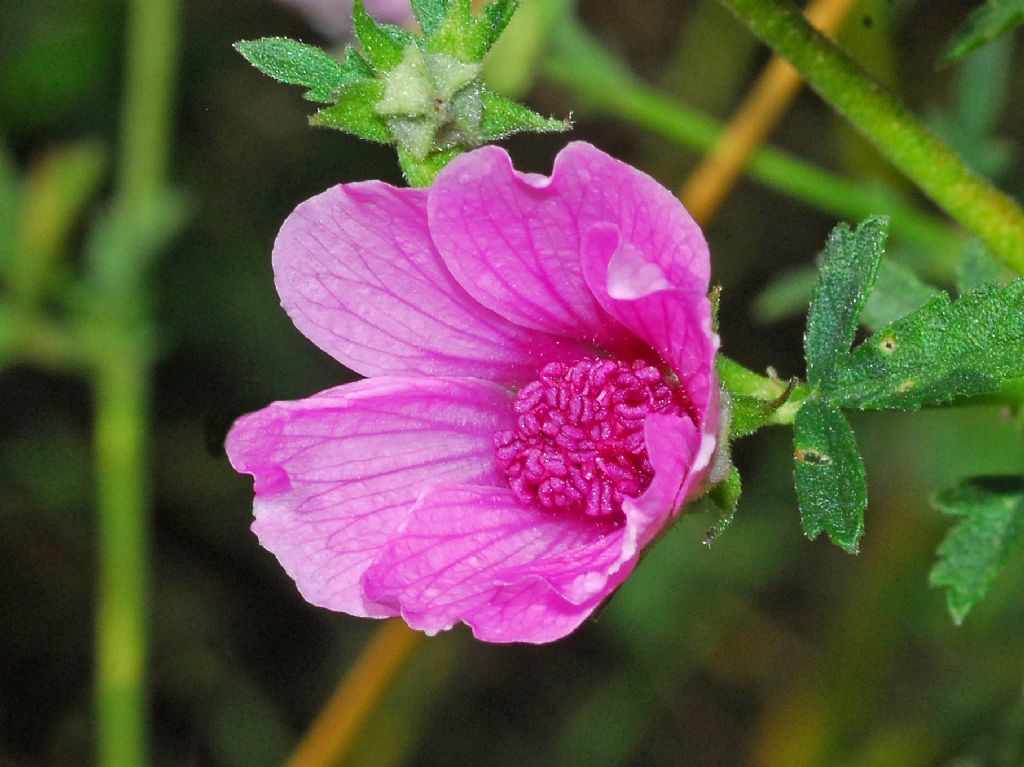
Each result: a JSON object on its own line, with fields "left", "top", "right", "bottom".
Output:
{"left": 2, "top": 0, "right": 1024, "bottom": 765}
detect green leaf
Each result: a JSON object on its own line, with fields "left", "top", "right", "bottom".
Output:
{"left": 929, "top": 37, "right": 1014, "bottom": 180}
{"left": 12, "top": 141, "right": 108, "bottom": 304}
{"left": 940, "top": 0, "right": 1024, "bottom": 66}
{"left": 860, "top": 259, "right": 939, "bottom": 330}
{"left": 804, "top": 216, "right": 888, "bottom": 386}
{"left": 793, "top": 400, "right": 867, "bottom": 554}
{"left": 234, "top": 38, "right": 357, "bottom": 103}
{"left": 397, "top": 146, "right": 461, "bottom": 187}
{"left": 757, "top": 258, "right": 937, "bottom": 332}
{"left": 479, "top": 89, "right": 568, "bottom": 140}
{"left": 821, "top": 279, "right": 1024, "bottom": 409}
{"left": 411, "top": 0, "right": 452, "bottom": 36}
{"left": 353, "top": 0, "right": 419, "bottom": 73}
{"left": 311, "top": 80, "right": 390, "bottom": 143}
{"left": 930, "top": 477, "right": 1024, "bottom": 623}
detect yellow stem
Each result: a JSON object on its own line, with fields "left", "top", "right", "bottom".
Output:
{"left": 679, "top": 0, "right": 858, "bottom": 224}
{"left": 285, "top": 620, "right": 422, "bottom": 767}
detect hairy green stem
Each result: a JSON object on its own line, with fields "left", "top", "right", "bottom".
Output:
{"left": 95, "top": 0, "right": 178, "bottom": 763}
{"left": 714, "top": 0, "right": 1024, "bottom": 275}
{"left": 545, "top": 19, "right": 957, "bottom": 266}
{"left": 718, "top": 355, "right": 811, "bottom": 428}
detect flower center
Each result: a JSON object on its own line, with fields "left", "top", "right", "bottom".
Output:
{"left": 494, "top": 358, "right": 686, "bottom": 519}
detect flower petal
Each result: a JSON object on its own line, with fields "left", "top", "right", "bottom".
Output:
{"left": 581, "top": 223, "right": 720, "bottom": 430}
{"left": 273, "top": 181, "right": 586, "bottom": 384}
{"left": 617, "top": 413, "right": 716, "bottom": 572}
{"left": 225, "top": 377, "right": 514, "bottom": 617}
{"left": 363, "top": 485, "right": 630, "bottom": 643}
{"left": 428, "top": 141, "right": 709, "bottom": 345}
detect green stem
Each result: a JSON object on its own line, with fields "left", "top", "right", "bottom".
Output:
{"left": 713, "top": 0, "right": 1024, "bottom": 276}
{"left": 94, "top": 351, "right": 150, "bottom": 767}
{"left": 717, "top": 355, "right": 811, "bottom": 429}
{"left": 118, "top": 0, "right": 178, "bottom": 207}
{"left": 94, "top": 0, "right": 178, "bottom": 763}
{"left": 545, "top": 19, "right": 957, "bottom": 265}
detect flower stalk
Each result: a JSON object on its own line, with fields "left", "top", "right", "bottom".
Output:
{"left": 94, "top": 0, "right": 179, "bottom": 763}
{"left": 714, "top": 0, "right": 1024, "bottom": 276}
{"left": 286, "top": 621, "right": 422, "bottom": 767}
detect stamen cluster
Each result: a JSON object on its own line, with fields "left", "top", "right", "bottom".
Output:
{"left": 495, "top": 358, "right": 685, "bottom": 519}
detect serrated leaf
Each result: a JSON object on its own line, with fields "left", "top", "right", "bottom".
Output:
{"left": 397, "top": 146, "right": 460, "bottom": 187}
{"left": 940, "top": 0, "right": 1024, "bottom": 66}
{"left": 757, "top": 259, "right": 938, "bottom": 332}
{"left": 353, "top": 0, "right": 419, "bottom": 73}
{"left": 822, "top": 280, "right": 1024, "bottom": 409}
{"left": 234, "top": 38, "right": 355, "bottom": 103}
{"left": 479, "top": 89, "right": 568, "bottom": 140}
{"left": 930, "top": 477, "right": 1024, "bottom": 623}
{"left": 411, "top": 0, "right": 452, "bottom": 36}
{"left": 312, "top": 80, "right": 390, "bottom": 143}
{"left": 793, "top": 400, "right": 866, "bottom": 554}
{"left": 805, "top": 216, "right": 888, "bottom": 386}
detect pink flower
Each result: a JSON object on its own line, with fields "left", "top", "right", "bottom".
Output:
{"left": 227, "top": 142, "right": 719, "bottom": 643}
{"left": 278, "top": 0, "right": 414, "bottom": 40}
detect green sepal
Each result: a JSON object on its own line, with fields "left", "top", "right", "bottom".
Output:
{"left": 427, "top": 0, "right": 487, "bottom": 61}
{"left": 479, "top": 89, "right": 569, "bottom": 140}
{"left": 411, "top": 0, "right": 452, "bottom": 36}
{"left": 311, "top": 80, "right": 390, "bottom": 143}
{"left": 700, "top": 465, "right": 742, "bottom": 545}
{"left": 341, "top": 47, "right": 376, "bottom": 81}
{"left": 398, "top": 146, "right": 461, "bottom": 187}
{"left": 805, "top": 216, "right": 888, "bottom": 386}
{"left": 939, "top": 0, "right": 1024, "bottom": 67}
{"left": 353, "top": 0, "right": 420, "bottom": 73}
{"left": 793, "top": 400, "right": 867, "bottom": 554}
{"left": 234, "top": 37, "right": 360, "bottom": 103}
{"left": 822, "top": 279, "right": 1024, "bottom": 410}
{"left": 930, "top": 477, "right": 1024, "bottom": 624}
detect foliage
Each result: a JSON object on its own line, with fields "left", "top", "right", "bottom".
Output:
{"left": 930, "top": 477, "right": 1024, "bottom": 623}
{"left": 940, "top": 0, "right": 1024, "bottom": 66}
{"left": 789, "top": 217, "right": 1024, "bottom": 559}
{"left": 235, "top": 0, "right": 566, "bottom": 185}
